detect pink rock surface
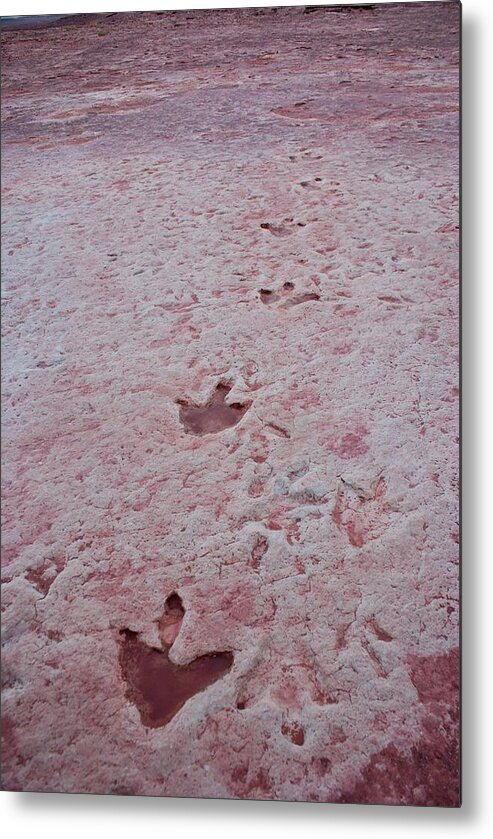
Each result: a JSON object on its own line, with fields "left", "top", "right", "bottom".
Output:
{"left": 1, "top": 4, "right": 460, "bottom": 804}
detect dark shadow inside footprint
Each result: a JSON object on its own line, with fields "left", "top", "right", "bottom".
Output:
{"left": 260, "top": 222, "right": 295, "bottom": 237}
{"left": 119, "top": 594, "right": 233, "bottom": 728}
{"left": 158, "top": 592, "right": 185, "bottom": 646}
{"left": 258, "top": 284, "right": 320, "bottom": 309}
{"left": 178, "top": 383, "right": 251, "bottom": 435}
{"left": 259, "top": 288, "right": 280, "bottom": 304}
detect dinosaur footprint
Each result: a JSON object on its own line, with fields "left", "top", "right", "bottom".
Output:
{"left": 177, "top": 382, "right": 251, "bottom": 435}
{"left": 260, "top": 218, "right": 306, "bottom": 237}
{"left": 119, "top": 593, "right": 233, "bottom": 728}
{"left": 258, "top": 282, "right": 320, "bottom": 309}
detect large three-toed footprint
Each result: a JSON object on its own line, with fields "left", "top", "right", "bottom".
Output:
{"left": 119, "top": 593, "right": 234, "bottom": 728}
{"left": 177, "top": 382, "right": 251, "bottom": 435}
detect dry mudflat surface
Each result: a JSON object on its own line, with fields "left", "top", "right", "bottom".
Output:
{"left": 1, "top": 4, "right": 460, "bottom": 804}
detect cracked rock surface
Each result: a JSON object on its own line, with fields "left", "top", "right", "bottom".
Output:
{"left": 1, "top": 4, "right": 459, "bottom": 804}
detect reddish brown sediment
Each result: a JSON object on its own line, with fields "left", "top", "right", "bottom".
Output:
{"left": 337, "top": 648, "right": 460, "bottom": 807}
{"left": 177, "top": 383, "right": 251, "bottom": 435}
{"left": 119, "top": 633, "right": 233, "bottom": 729}
{"left": 280, "top": 292, "right": 321, "bottom": 308}
{"left": 1, "top": 3, "right": 459, "bottom": 802}
{"left": 281, "top": 721, "right": 305, "bottom": 746}
{"left": 119, "top": 606, "right": 234, "bottom": 728}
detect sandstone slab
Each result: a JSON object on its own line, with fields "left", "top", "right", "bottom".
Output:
{"left": 1, "top": 3, "right": 460, "bottom": 805}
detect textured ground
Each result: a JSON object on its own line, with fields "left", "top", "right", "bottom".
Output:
{"left": 1, "top": 3, "right": 460, "bottom": 805}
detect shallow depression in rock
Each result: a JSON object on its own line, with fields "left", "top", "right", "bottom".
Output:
{"left": 119, "top": 629, "right": 234, "bottom": 728}
{"left": 178, "top": 383, "right": 251, "bottom": 435}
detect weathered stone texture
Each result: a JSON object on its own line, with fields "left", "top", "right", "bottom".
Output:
{"left": 1, "top": 3, "right": 459, "bottom": 804}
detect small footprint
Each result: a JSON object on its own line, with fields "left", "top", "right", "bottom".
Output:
{"left": 299, "top": 177, "right": 323, "bottom": 190}
{"left": 258, "top": 282, "right": 320, "bottom": 309}
{"left": 332, "top": 475, "right": 387, "bottom": 547}
{"left": 260, "top": 218, "right": 306, "bottom": 237}
{"left": 259, "top": 288, "right": 281, "bottom": 305}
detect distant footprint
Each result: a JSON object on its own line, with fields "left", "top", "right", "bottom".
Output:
{"left": 281, "top": 292, "right": 320, "bottom": 309}
{"left": 260, "top": 218, "right": 306, "bottom": 237}
{"left": 299, "top": 178, "right": 323, "bottom": 190}
{"left": 258, "top": 282, "right": 320, "bottom": 309}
